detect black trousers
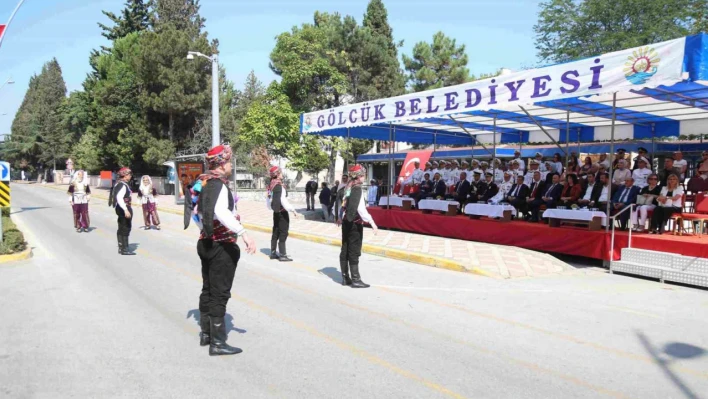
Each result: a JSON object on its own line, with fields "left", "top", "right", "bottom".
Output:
{"left": 650, "top": 206, "right": 680, "bottom": 232}
{"left": 306, "top": 192, "right": 315, "bottom": 209}
{"left": 115, "top": 206, "right": 132, "bottom": 236}
{"left": 198, "top": 240, "right": 240, "bottom": 318}
{"left": 340, "top": 220, "right": 363, "bottom": 267}
{"left": 271, "top": 211, "right": 290, "bottom": 254}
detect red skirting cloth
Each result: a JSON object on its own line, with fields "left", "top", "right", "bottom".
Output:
{"left": 367, "top": 207, "right": 708, "bottom": 261}
{"left": 72, "top": 203, "right": 89, "bottom": 229}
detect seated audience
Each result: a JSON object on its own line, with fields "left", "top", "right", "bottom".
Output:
{"left": 578, "top": 173, "right": 602, "bottom": 208}
{"left": 649, "top": 173, "right": 683, "bottom": 235}
{"left": 632, "top": 157, "right": 652, "bottom": 188}
{"left": 612, "top": 159, "right": 632, "bottom": 186}
{"left": 559, "top": 174, "right": 582, "bottom": 207}
{"left": 538, "top": 173, "right": 563, "bottom": 213}
{"left": 416, "top": 173, "right": 434, "bottom": 206}
{"left": 447, "top": 172, "right": 471, "bottom": 203}
{"left": 489, "top": 171, "right": 514, "bottom": 204}
{"left": 508, "top": 175, "right": 530, "bottom": 217}
{"left": 481, "top": 172, "right": 499, "bottom": 203}
{"left": 432, "top": 172, "right": 447, "bottom": 199}
{"left": 579, "top": 156, "right": 593, "bottom": 179}
{"left": 611, "top": 177, "right": 640, "bottom": 230}
{"left": 631, "top": 174, "right": 661, "bottom": 232}
{"left": 525, "top": 171, "right": 546, "bottom": 222}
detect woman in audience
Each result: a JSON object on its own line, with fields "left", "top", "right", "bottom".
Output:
{"left": 579, "top": 157, "right": 593, "bottom": 179}
{"left": 649, "top": 173, "right": 683, "bottom": 235}
{"left": 559, "top": 174, "right": 582, "bottom": 207}
{"left": 612, "top": 159, "right": 632, "bottom": 186}
{"left": 631, "top": 173, "right": 661, "bottom": 233}
{"left": 552, "top": 153, "right": 564, "bottom": 175}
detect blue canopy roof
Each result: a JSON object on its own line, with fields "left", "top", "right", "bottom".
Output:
{"left": 302, "top": 34, "right": 708, "bottom": 146}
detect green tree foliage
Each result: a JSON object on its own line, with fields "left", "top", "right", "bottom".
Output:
{"left": 534, "top": 0, "right": 702, "bottom": 63}
{"left": 238, "top": 82, "right": 300, "bottom": 159}
{"left": 98, "top": 0, "right": 151, "bottom": 44}
{"left": 287, "top": 135, "right": 330, "bottom": 177}
{"left": 402, "top": 31, "right": 470, "bottom": 92}
{"left": 4, "top": 59, "right": 67, "bottom": 172}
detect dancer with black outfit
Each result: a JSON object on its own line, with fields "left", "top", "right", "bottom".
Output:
{"left": 267, "top": 166, "right": 298, "bottom": 261}
{"left": 338, "top": 164, "right": 378, "bottom": 288}
{"left": 111, "top": 167, "right": 136, "bottom": 255}
{"left": 189, "top": 144, "right": 256, "bottom": 356}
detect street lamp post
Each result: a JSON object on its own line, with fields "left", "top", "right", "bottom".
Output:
{"left": 0, "top": 0, "right": 27, "bottom": 52}
{"left": 0, "top": 77, "right": 15, "bottom": 92}
{"left": 187, "top": 51, "right": 219, "bottom": 148}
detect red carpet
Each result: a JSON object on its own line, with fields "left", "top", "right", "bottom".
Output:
{"left": 368, "top": 207, "right": 708, "bottom": 261}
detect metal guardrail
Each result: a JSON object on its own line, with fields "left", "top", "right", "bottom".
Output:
{"left": 609, "top": 204, "right": 634, "bottom": 273}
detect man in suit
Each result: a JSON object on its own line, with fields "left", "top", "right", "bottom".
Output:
{"left": 319, "top": 182, "right": 332, "bottom": 221}
{"left": 417, "top": 173, "right": 434, "bottom": 206}
{"left": 540, "top": 173, "right": 563, "bottom": 210}
{"left": 481, "top": 172, "right": 499, "bottom": 203}
{"left": 447, "top": 171, "right": 471, "bottom": 204}
{"left": 525, "top": 171, "right": 546, "bottom": 222}
{"left": 611, "top": 177, "right": 640, "bottom": 229}
{"left": 578, "top": 173, "right": 602, "bottom": 208}
{"left": 508, "top": 175, "right": 530, "bottom": 218}
{"left": 468, "top": 171, "right": 483, "bottom": 203}
{"left": 432, "top": 173, "right": 447, "bottom": 199}
{"left": 305, "top": 178, "right": 318, "bottom": 211}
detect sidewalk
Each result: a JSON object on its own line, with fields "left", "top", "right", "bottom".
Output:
{"left": 42, "top": 184, "right": 574, "bottom": 279}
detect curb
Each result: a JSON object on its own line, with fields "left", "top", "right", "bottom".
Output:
{"left": 37, "top": 184, "right": 494, "bottom": 278}
{"left": 0, "top": 247, "right": 33, "bottom": 264}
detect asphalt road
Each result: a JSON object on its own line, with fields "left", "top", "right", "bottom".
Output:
{"left": 1, "top": 184, "right": 707, "bottom": 399}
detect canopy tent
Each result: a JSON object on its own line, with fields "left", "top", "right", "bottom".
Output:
{"left": 300, "top": 33, "right": 708, "bottom": 232}
{"left": 300, "top": 34, "right": 708, "bottom": 147}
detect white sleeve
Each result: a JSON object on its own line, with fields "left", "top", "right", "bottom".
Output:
{"left": 214, "top": 185, "right": 246, "bottom": 236}
{"left": 280, "top": 187, "right": 295, "bottom": 212}
{"left": 357, "top": 194, "right": 377, "bottom": 227}
{"left": 116, "top": 186, "right": 128, "bottom": 212}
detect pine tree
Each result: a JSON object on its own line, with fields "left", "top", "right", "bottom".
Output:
{"left": 98, "top": 0, "right": 151, "bottom": 49}
{"left": 355, "top": 0, "right": 405, "bottom": 101}
{"left": 151, "top": 0, "right": 205, "bottom": 38}
{"left": 403, "top": 32, "right": 470, "bottom": 91}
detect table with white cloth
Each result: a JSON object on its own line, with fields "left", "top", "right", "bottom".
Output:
{"left": 542, "top": 208, "right": 607, "bottom": 231}
{"left": 464, "top": 203, "right": 517, "bottom": 222}
{"left": 378, "top": 196, "right": 415, "bottom": 210}
{"left": 418, "top": 199, "right": 460, "bottom": 216}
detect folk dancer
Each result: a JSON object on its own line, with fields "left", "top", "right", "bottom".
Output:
{"left": 111, "top": 167, "right": 135, "bottom": 255}
{"left": 68, "top": 170, "right": 91, "bottom": 233}
{"left": 338, "top": 164, "right": 378, "bottom": 288}
{"left": 267, "top": 166, "right": 298, "bottom": 261}
{"left": 138, "top": 175, "right": 161, "bottom": 230}
{"left": 189, "top": 144, "right": 257, "bottom": 356}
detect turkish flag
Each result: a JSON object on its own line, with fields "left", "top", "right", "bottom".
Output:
{"left": 0, "top": 25, "right": 6, "bottom": 39}
{"left": 398, "top": 150, "right": 432, "bottom": 180}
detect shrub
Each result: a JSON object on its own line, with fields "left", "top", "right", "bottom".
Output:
{"left": 1, "top": 207, "right": 9, "bottom": 217}
{"left": 2, "top": 216, "right": 16, "bottom": 233}
{"left": 0, "top": 229, "right": 27, "bottom": 255}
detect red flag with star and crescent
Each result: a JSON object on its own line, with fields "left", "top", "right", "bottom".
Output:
{"left": 398, "top": 150, "right": 433, "bottom": 181}
{"left": 0, "top": 25, "right": 6, "bottom": 39}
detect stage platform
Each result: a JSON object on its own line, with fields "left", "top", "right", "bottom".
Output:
{"left": 368, "top": 207, "right": 708, "bottom": 261}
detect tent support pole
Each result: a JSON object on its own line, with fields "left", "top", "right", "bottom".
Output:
{"left": 606, "top": 92, "right": 617, "bottom": 233}
{"left": 518, "top": 105, "right": 567, "bottom": 157}
{"left": 565, "top": 109, "right": 570, "bottom": 170}
{"left": 388, "top": 123, "right": 392, "bottom": 210}
{"left": 493, "top": 116, "right": 497, "bottom": 177}
{"left": 448, "top": 115, "right": 494, "bottom": 157}
{"left": 651, "top": 123, "right": 656, "bottom": 173}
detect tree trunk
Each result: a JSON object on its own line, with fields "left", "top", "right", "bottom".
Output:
{"left": 328, "top": 147, "right": 337, "bottom": 183}
{"left": 168, "top": 113, "right": 175, "bottom": 141}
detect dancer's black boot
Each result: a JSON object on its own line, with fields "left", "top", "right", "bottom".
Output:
{"left": 209, "top": 316, "right": 242, "bottom": 356}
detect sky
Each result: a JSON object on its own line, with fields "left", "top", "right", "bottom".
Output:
{"left": 0, "top": 0, "right": 544, "bottom": 136}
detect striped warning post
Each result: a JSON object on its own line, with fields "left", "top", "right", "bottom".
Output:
{"left": 0, "top": 181, "right": 10, "bottom": 207}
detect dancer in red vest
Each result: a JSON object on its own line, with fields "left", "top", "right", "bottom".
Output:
{"left": 267, "top": 166, "right": 298, "bottom": 261}
{"left": 67, "top": 170, "right": 91, "bottom": 233}
{"left": 193, "top": 144, "right": 256, "bottom": 356}
{"left": 338, "top": 164, "right": 378, "bottom": 288}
